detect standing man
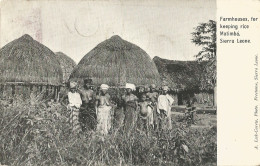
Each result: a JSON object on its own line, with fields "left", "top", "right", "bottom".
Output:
{"left": 157, "top": 86, "right": 174, "bottom": 130}
{"left": 79, "top": 78, "right": 96, "bottom": 131}
{"left": 67, "top": 81, "right": 82, "bottom": 133}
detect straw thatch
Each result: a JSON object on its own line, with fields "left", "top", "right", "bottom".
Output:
{"left": 55, "top": 52, "right": 76, "bottom": 84}
{"left": 70, "top": 35, "right": 161, "bottom": 87}
{"left": 0, "top": 34, "right": 63, "bottom": 86}
{"left": 153, "top": 56, "right": 206, "bottom": 91}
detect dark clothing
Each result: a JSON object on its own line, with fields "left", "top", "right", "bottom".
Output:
{"left": 124, "top": 101, "right": 137, "bottom": 133}
{"left": 79, "top": 101, "right": 97, "bottom": 131}
{"left": 113, "top": 107, "right": 125, "bottom": 129}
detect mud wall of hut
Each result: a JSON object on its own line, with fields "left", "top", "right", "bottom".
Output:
{"left": 0, "top": 84, "right": 60, "bottom": 101}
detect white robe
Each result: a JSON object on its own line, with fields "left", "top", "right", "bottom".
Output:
{"left": 67, "top": 91, "right": 82, "bottom": 133}
{"left": 68, "top": 92, "right": 82, "bottom": 108}
{"left": 157, "top": 94, "right": 174, "bottom": 116}
{"left": 157, "top": 94, "right": 174, "bottom": 130}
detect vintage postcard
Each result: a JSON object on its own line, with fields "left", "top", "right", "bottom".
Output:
{"left": 0, "top": 0, "right": 259, "bottom": 165}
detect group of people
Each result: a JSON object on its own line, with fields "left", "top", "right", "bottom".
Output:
{"left": 64, "top": 79, "right": 175, "bottom": 135}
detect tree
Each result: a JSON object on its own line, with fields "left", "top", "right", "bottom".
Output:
{"left": 191, "top": 20, "right": 217, "bottom": 106}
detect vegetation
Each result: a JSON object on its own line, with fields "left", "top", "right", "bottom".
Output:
{"left": 191, "top": 20, "right": 216, "bottom": 90}
{"left": 0, "top": 97, "right": 216, "bottom": 166}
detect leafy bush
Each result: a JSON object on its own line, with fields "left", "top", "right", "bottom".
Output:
{"left": 0, "top": 99, "right": 216, "bottom": 166}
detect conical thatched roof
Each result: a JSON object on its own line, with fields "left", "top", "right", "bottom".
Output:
{"left": 153, "top": 56, "right": 206, "bottom": 91}
{"left": 55, "top": 52, "right": 76, "bottom": 84}
{"left": 70, "top": 35, "right": 161, "bottom": 87}
{"left": 0, "top": 34, "right": 63, "bottom": 86}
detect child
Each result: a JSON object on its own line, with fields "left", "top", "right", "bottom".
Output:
{"left": 146, "top": 84, "right": 158, "bottom": 129}
{"left": 138, "top": 93, "right": 153, "bottom": 132}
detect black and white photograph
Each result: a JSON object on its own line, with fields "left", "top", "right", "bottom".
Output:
{"left": 0, "top": 0, "right": 217, "bottom": 165}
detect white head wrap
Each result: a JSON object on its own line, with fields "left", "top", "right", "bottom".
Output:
{"left": 125, "top": 83, "right": 136, "bottom": 91}
{"left": 69, "top": 81, "right": 77, "bottom": 89}
{"left": 162, "top": 85, "right": 169, "bottom": 91}
{"left": 100, "top": 84, "right": 109, "bottom": 90}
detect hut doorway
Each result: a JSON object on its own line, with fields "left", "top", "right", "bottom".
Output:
{"left": 177, "top": 93, "right": 183, "bottom": 105}
{"left": 177, "top": 92, "right": 195, "bottom": 106}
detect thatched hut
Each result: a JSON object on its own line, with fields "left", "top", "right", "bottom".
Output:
{"left": 153, "top": 56, "right": 214, "bottom": 106}
{"left": 70, "top": 35, "right": 161, "bottom": 87}
{"left": 0, "top": 34, "right": 63, "bottom": 99}
{"left": 55, "top": 52, "right": 76, "bottom": 84}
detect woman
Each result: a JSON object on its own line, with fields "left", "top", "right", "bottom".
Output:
{"left": 122, "top": 83, "right": 138, "bottom": 134}
{"left": 95, "top": 84, "right": 112, "bottom": 135}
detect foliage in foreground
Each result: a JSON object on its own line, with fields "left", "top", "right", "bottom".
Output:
{"left": 0, "top": 100, "right": 216, "bottom": 166}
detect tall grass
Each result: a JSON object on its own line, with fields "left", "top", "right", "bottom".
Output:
{"left": 0, "top": 98, "right": 216, "bottom": 166}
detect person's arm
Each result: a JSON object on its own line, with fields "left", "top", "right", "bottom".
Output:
{"left": 78, "top": 88, "right": 87, "bottom": 103}
{"left": 157, "top": 95, "right": 161, "bottom": 113}
{"left": 77, "top": 88, "right": 84, "bottom": 96}
{"left": 78, "top": 93, "right": 82, "bottom": 108}
{"left": 134, "top": 95, "right": 139, "bottom": 108}
{"left": 166, "top": 94, "right": 174, "bottom": 106}
{"left": 135, "top": 100, "right": 138, "bottom": 109}
{"left": 92, "top": 90, "right": 97, "bottom": 100}
{"left": 107, "top": 94, "right": 112, "bottom": 106}
{"left": 147, "top": 102, "right": 153, "bottom": 109}
{"left": 151, "top": 97, "right": 156, "bottom": 103}
{"left": 121, "top": 94, "right": 126, "bottom": 101}
{"left": 95, "top": 97, "right": 99, "bottom": 114}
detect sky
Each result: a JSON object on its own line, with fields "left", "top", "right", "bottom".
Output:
{"left": 0, "top": 0, "right": 216, "bottom": 63}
